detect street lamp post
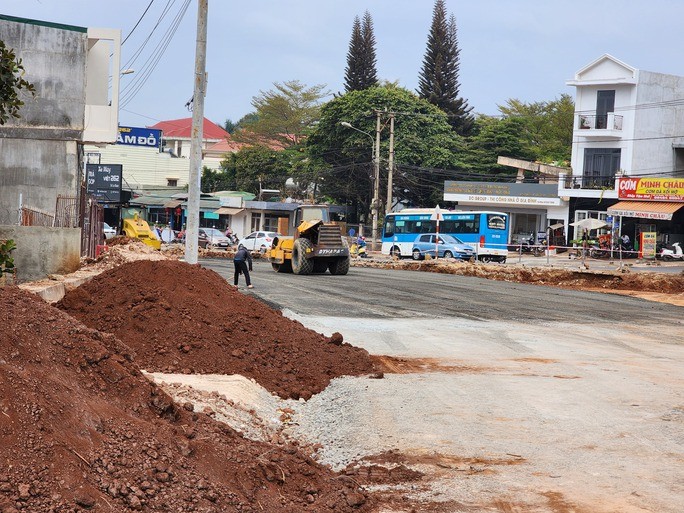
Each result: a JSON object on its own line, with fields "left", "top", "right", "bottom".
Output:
{"left": 340, "top": 121, "right": 380, "bottom": 251}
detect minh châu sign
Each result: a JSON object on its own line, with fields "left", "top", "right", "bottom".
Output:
{"left": 618, "top": 177, "right": 684, "bottom": 201}
{"left": 117, "top": 126, "right": 162, "bottom": 149}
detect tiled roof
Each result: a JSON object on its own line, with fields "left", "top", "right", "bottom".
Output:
{"left": 149, "top": 117, "right": 229, "bottom": 140}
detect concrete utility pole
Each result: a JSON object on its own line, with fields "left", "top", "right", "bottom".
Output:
{"left": 185, "top": 0, "right": 208, "bottom": 264}
{"left": 386, "top": 113, "right": 395, "bottom": 215}
{"left": 372, "top": 111, "right": 382, "bottom": 251}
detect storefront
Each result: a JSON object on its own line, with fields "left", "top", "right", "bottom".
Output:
{"left": 443, "top": 181, "right": 569, "bottom": 244}
{"left": 608, "top": 178, "right": 684, "bottom": 247}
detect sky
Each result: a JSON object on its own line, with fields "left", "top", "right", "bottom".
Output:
{"left": 3, "top": 0, "right": 684, "bottom": 129}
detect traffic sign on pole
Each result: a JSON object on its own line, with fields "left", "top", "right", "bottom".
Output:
{"left": 430, "top": 205, "right": 443, "bottom": 258}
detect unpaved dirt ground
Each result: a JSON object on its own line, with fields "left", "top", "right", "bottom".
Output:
{"left": 3, "top": 239, "right": 683, "bottom": 512}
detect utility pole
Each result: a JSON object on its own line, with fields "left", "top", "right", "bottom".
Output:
{"left": 184, "top": 0, "right": 208, "bottom": 264}
{"left": 386, "top": 113, "right": 395, "bottom": 215}
{"left": 371, "top": 111, "right": 382, "bottom": 251}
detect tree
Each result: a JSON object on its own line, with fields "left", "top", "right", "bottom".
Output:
{"left": 344, "top": 11, "right": 378, "bottom": 92}
{"left": 234, "top": 80, "right": 328, "bottom": 147}
{"left": 497, "top": 94, "right": 574, "bottom": 165}
{"left": 417, "top": 1, "right": 473, "bottom": 135}
{"left": 0, "top": 40, "right": 35, "bottom": 125}
{"left": 306, "top": 86, "right": 465, "bottom": 220}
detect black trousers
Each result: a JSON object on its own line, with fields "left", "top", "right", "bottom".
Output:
{"left": 233, "top": 260, "right": 251, "bottom": 286}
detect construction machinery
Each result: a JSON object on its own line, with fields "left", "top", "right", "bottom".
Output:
{"left": 269, "top": 205, "right": 350, "bottom": 275}
{"left": 121, "top": 213, "right": 161, "bottom": 250}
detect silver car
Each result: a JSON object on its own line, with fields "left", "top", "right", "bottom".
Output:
{"left": 200, "top": 228, "right": 232, "bottom": 250}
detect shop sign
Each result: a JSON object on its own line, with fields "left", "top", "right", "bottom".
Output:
{"left": 444, "top": 181, "right": 561, "bottom": 206}
{"left": 86, "top": 164, "right": 122, "bottom": 203}
{"left": 640, "top": 232, "right": 657, "bottom": 259}
{"left": 618, "top": 177, "right": 684, "bottom": 201}
{"left": 117, "top": 126, "right": 162, "bottom": 149}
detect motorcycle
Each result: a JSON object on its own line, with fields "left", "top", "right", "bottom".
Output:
{"left": 350, "top": 237, "right": 369, "bottom": 258}
{"left": 511, "top": 237, "right": 545, "bottom": 257}
{"left": 659, "top": 242, "right": 684, "bottom": 261}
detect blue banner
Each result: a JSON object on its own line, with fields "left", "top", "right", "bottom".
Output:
{"left": 117, "top": 126, "right": 162, "bottom": 149}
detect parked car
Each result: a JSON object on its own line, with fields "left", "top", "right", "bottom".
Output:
{"left": 237, "top": 231, "right": 279, "bottom": 252}
{"left": 103, "top": 222, "right": 116, "bottom": 239}
{"left": 411, "top": 233, "right": 475, "bottom": 261}
{"left": 199, "top": 227, "right": 232, "bottom": 250}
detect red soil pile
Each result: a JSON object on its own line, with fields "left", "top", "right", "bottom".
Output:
{"left": 0, "top": 286, "right": 372, "bottom": 512}
{"left": 56, "top": 259, "right": 376, "bottom": 400}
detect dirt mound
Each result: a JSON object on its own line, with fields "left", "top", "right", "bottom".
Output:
{"left": 353, "top": 259, "right": 684, "bottom": 294}
{"left": 0, "top": 286, "right": 372, "bottom": 512}
{"left": 56, "top": 259, "right": 376, "bottom": 400}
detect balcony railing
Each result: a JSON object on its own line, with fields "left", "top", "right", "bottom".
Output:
{"left": 563, "top": 175, "right": 615, "bottom": 190}
{"left": 578, "top": 113, "right": 623, "bottom": 131}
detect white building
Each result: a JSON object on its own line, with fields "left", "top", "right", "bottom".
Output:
{"left": 561, "top": 54, "right": 684, "bottom": 244}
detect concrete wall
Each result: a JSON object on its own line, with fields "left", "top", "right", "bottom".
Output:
{"left": 0, "top": 16, "right": 87, "bottom": 140}
{"left": 633, "top": 70, "right": 684, "bottom": 175}
{"left": 0, "top": 226, "right": 81, "bottom": 283}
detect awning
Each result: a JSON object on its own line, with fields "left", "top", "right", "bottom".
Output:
{"left": 214, "top": 207, "right": 245, "bottom": 215}
{"left": 163, "top": 199, "right": 183, "bottom": 208}
{"left": 607, "top": 201, "right": 684, "bottom": 221}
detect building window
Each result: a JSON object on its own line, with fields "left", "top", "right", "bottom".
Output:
{"left": 596, "top": 90, "right": 615, "bottom": 129}
{"left": 583, "top": 148, "right": 621, "bottom": 188}
{"left": 166, "top": 179, "right": 178, "bottom": 187}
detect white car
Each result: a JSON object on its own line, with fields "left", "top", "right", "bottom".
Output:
{"left": 238, "top": 231, "right": 279, "bottom": 252}
{"left": 103, "top": 222, "right": 116, "bottom": 239}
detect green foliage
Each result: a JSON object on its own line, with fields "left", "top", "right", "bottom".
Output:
{"left": 497, "top": 94, "right": 574, "bottom": 165}
{"left": 417, "top": 2, "right": 473, "bottom": 135}
{"left": 0, "top": 239, "right": 16, "bottom": 277}
{"left": 306, "top": 86, "right": 464, "bottom": 216}
{"left": 344, "top": 12, "right": 378, "bottom": 92}
{"left": 237, "top": 80, "right": 328, "bottom": 147}
{"left": 216, "top": 145, "right": 311, "bottom": 199}
{"left": 462, "top": 115, "right": 537, "bottom": 177}
{"left": 0, "top": 40, "right": 36, "bottom": 125}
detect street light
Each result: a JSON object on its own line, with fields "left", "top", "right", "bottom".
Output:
{"left": 340, "top": 121, "right": 380, "bottom": 250}
{"left": 120, "top": 68, "right": 135, "bottom": 76}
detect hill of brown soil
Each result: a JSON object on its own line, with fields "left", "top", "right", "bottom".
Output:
{"left": 0, "top": 285, "right": 372, "bottom": 512}
{"left": 56, "top": 259, "right": 376, "bottom": 400}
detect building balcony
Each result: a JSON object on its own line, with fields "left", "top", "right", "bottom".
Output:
{"left": 576, "top": 113, "right": 623, "bottom": 139}
{"left": 558, "top": 173, "right": 619, "bottom": 200}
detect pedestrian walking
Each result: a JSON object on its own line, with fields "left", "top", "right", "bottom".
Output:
{"left": 233, "top": 246, "right": 253, "bottom": 288}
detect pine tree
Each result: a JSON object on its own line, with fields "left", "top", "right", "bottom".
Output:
{"left": 344, "top": 12, "right": 378, "bottom": 92}
{"left": 418, "top": 1, "right": 474, "bottom": 135}
{"left": 359, "top": 11, "right": 378, "bottom": 89}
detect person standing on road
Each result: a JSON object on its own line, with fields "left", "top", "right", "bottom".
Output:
{"left": 233, "top": 246, "right": 253, "bottom": 289}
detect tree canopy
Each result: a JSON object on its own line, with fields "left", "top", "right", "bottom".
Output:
{"left": 234, "top": 80, "right": 328, "bottom": 147}
{"left": 417, "top": 1, "right": 473, "bottom": 135}
{"left": 306, "top": 86, "right": 465, "bottom": 218}
{"left": 0, "top": 40, "right": 35, "bottom": 125}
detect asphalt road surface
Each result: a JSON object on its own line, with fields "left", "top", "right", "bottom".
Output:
{"left": 198, "top": 258, "right": 684, "bottom": 512}
{"left": 202, "top": 258, "right": 683, "bottom": 324}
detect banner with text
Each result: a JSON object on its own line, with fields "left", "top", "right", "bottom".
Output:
{"left": 117, "top": 126, "right": 162, "bottom": 149}
{"left": 444, "top": 181, "right": 561, "bottom": 206}
{"left": 617, "top": 177, "right": 684, "bottom": 201}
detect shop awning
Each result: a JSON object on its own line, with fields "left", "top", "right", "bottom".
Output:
{"left": 214, "top": 207, "right": 245, "bottom": 215}
{"left": 163, "top": 199, "right": 183, "bottom": 208}
{"left": 607, "top": 201, "right": 684, "bottom": 221}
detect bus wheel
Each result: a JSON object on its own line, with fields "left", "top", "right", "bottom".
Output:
{"left": 480, "top": 255, "right": 493, "bottom": 263}
{"left": 390, "top": 246, "right": 402, "bottom": 259}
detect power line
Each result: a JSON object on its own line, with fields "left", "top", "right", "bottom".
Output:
{"left": 121, "top": 0, "right": 155, "bottom": 46}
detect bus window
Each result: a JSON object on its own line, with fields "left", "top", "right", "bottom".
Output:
{"left": 384, "top": 217, "right": 395, "bottom": 237}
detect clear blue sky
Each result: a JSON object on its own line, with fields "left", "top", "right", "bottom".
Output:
{"left": 4, "top": 0, "right": 683, "bottom": 129}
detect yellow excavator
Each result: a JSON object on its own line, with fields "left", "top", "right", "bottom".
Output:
{"left": 269, "top": 205, "right": 350, "bottom": 275}
{"left": 121, "top": 212, "right": 161, "bottom": 250}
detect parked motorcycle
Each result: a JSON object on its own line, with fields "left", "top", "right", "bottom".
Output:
{"left": 511, "top": 237, "right": 545, "bottom": 257}
{"left": 659, "top": 242, "right": 684, "bottom": 261}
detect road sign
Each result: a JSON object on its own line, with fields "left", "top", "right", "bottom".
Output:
{"left": 430, "top": 205, "right": 444, "bottom": 222}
